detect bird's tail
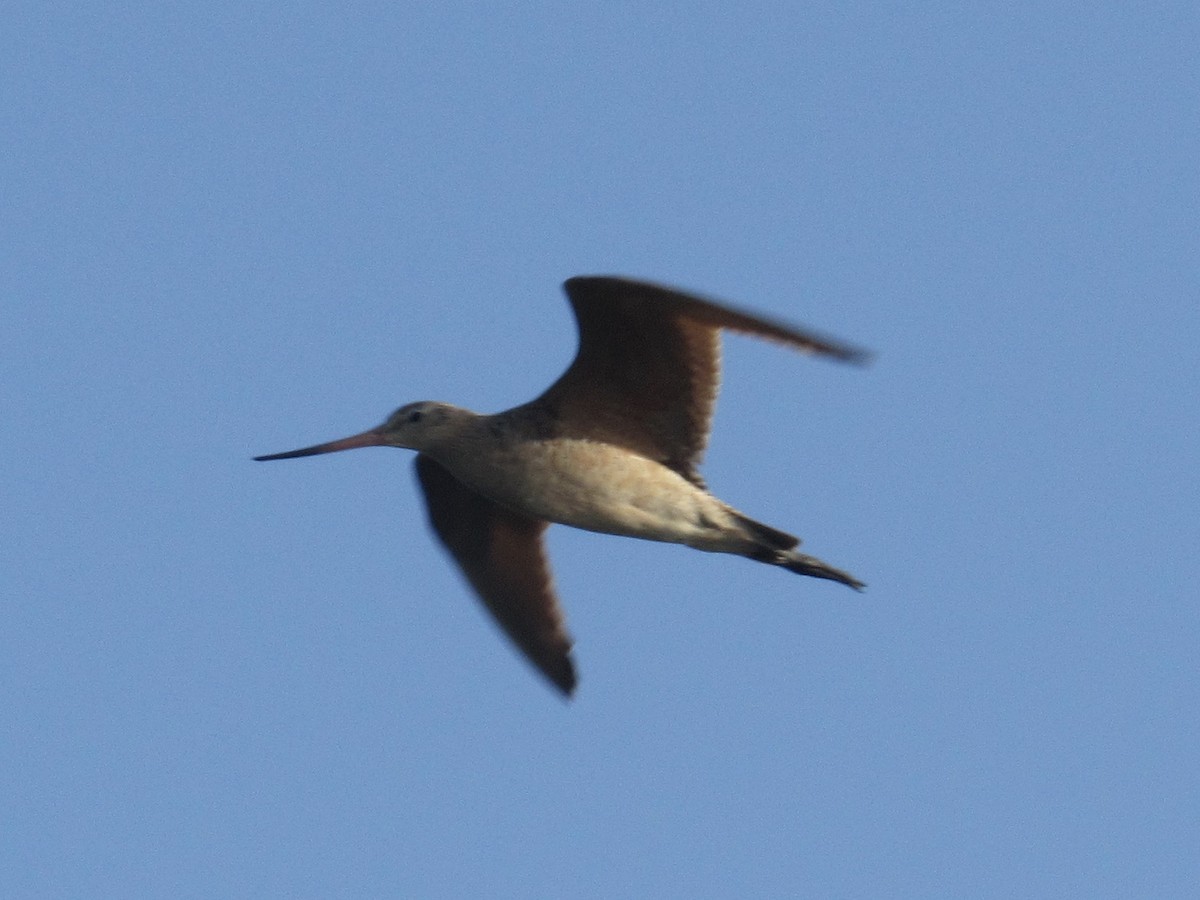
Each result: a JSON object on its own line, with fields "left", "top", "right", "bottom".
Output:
{"left": 732, "top": 511, "right": 865, "bottom": 591}
{"left": 730, "top": 511, "right": 802, "bottom": 551}
{"left": 773, "top": 550, "right": 865, "bottom": 591}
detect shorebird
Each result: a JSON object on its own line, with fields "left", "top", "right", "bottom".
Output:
{"left": 256, "top": 276, "right": 868, "bottom": 696}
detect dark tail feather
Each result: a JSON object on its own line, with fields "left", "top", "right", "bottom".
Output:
{"left": 747, "top": 544, "right": 865, "bottom": 591}
{"left": 733, "top": 511, "right": 863, "bottom": 591}
{"left": 731, "top": 512, "right": 801, "bottom": 551}
{"left": 778, "top": 551, "right": 865, "bottom": 591}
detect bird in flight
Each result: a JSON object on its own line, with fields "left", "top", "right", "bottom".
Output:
{"left": 256, "top": 276, "right": 868, "bottom": 696}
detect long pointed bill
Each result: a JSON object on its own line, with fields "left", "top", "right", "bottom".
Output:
{"left": 254, "top": 428, "right": 387, "bottom": 461}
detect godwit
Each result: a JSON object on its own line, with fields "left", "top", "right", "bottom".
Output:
{"left": 256, "top": 276, "right": 868, "bottom": 696}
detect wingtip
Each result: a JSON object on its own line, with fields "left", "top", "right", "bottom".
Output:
{"left": 563, "top": 275, "right": 875, "bottom": 366}
{"left": 801, "top": 332, "right": 874, "bottom": 367}
{"left": 836, "top": 346, "right": 875, "bottom": 367}
{"left": 546, "top": 659, "right": 578, "bottom": 699}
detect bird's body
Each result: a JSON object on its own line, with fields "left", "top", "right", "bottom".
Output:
{"left": 427, "top": 410, "right": 746, "bottom": 551}
{"left": 256, "top": 276, "right": 869, "bottom": 695}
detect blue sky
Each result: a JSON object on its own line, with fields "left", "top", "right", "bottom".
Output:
{"left": 4, "top": 3, "right": 1197, "bottom": 897}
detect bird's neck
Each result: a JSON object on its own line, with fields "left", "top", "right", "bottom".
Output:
{"left": 423, "top": 411, "right": 503, "bottom": 461}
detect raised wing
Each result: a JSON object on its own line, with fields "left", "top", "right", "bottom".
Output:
{"left": 532, "top": 276, "right": 869, "bottom": 482}
{"left": 414, "top": 454, "right": 576, "bottom": 696}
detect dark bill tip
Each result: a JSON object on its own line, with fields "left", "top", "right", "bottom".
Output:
{"left": 253, "top": 428, "right": 385, "bottom": 461}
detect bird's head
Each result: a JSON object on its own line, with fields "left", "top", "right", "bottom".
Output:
{"left": 254, "top": 401, "right": 472, "bottom": 461}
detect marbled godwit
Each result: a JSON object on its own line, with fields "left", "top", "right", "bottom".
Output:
{"left": 256, "top": 276, "right": 868, "bottom": 696}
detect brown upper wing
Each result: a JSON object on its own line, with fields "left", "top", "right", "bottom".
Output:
{"left": 414, "top": 454, "right": 576, "bottom": 696}
{"left": 531, "top": 276, "right": 870, "bottom": 482}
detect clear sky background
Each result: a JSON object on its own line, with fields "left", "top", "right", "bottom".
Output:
{"left": 4, "top": 4, "right": 1197, "bottom": 897}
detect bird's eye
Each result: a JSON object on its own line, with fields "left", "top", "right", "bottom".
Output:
{"left": 407, "top": 410, "right": 424, "bottom": 424}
